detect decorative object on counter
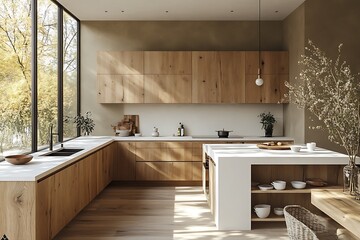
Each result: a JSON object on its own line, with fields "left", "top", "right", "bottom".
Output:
{"left": 255, "top": 0, "right": 263, "bottom": 87}
{"left": 152, "top": 127, "right": 159, "bottom": 137}
{"left": 135, "top": 133, "right": 142, "bottom": 137}
{"left": 177, "top": 122, "right": 185, "bottom": 136}
{"left": 254, "top": 204, "right": 270, "bottom": 218}
{"left": 65, "top": 111, "right": 95, "bottom": 136}
{"left": 116, "top": 129, "right": 130, "bottom": 137}
{"left": 258, "top": 184, "right": 274, "bottom": 191}
{"left": 257, "top": 142, "right": 291, "bottom": 150}
{"left": 215, "top": 129, "right": 233, "bottom": 138}
{"left": 291, "top": 181, "right": 306, "bottom": 189}
{"left": 112, "top": 115, "right": 139, "bottom": 136}
{"left": 306, "top": 142, "right": 316, "bottom": 151}
{"left": 272, "top": 180, "right": 286, "bottom": 190}
{"left": 5, "top": 154, "right": 33, "bottom": 165}
{"left": 290, "top": 145, "right": 302, "bottom": 152}
{"left": 305, "top": 178, "right": 327, "bottom": 187}
{"left": 258, "top": 112, "right": 276, "bottom": 137}
{"left": 285, "top": 41, "right": 360, "bottom": 196}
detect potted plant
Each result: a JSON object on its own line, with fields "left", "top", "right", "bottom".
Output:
{"left": 285, "top": 41, "right": 360, "bottom": 195}
{"left": 65, "top": 111, "right": 95, "bottom": 136}
{"left": 258, "top": 112, "right": 276, "bottom": 137}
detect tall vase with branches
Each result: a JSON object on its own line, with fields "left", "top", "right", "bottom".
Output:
{"left": 285, "top": 40, "right": 360, "bottom": 195}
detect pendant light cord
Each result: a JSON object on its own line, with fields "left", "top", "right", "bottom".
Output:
{"left": 258, "top": 0, "right": 261, "bottom": 72}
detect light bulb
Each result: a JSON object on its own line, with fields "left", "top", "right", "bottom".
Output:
{"left": 255, "top": 75, "right": 264, "bottom": 86}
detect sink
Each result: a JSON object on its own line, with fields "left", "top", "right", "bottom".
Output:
{"left": 42, "top": 148, "right": 84, "bottom": 157}
{"left": 56, "top": 148, "right": 84, "bottom": 153}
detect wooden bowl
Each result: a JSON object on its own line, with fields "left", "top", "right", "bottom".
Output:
{"left": 5, "top": 154, "right": 33, "bottom": 165}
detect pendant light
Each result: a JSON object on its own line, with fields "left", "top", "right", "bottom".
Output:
{"left": 255, "top": 0, "right": 264, "bottom": 86}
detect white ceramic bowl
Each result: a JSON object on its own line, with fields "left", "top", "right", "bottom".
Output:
{"left": 274, "top": 207, "right": 284, "bottom": 216}
{"left": 291, "top": 181, "right": 306, "bottom": 189}
{"left": 290, "top": 145, "right": 301, "bottom": 152}
{"left": 254, "top": 204, "right": 271, "bottom": 218}
{"left": 134, "top": 133, "right": 142, "bottom": 137}
{"left": 116, "top": 130, "right": 130, "bottom": 137}
{"left": 258, "top": 184, "right": 274, "bottom": 191}
{"left": 271, "top": 180, "right": 286, "bottom": 190}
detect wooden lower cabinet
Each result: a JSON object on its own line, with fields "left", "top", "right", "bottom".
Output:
{"left": 34, "top": 143, "right": 114, "bottom": 240}
{"left": 113, "top": 142, "right": 136, "bottom": 180}
{"left": 133, "top": 142, "right": 202, "bottom": 181}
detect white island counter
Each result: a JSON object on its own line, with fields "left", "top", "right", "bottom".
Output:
{"left": 203, "top": 144, "right": 350, "bottom": 230}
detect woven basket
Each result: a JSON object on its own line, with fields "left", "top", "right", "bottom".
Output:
{"left": 284, "top": 205, "right": 338, "bottom": 240}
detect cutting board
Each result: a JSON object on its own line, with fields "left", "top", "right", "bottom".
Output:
{"left": 123, "top": 115, "right": 139, "bottom": 135}
{"left": 113, "top": 115, "right": 139, "bottom": 136}
{"left": 257, "top": 143, "right": 291, "bottom": 150}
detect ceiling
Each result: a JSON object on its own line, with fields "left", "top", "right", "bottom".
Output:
{"left": 57, "top": 0, "right": 305, "bottom": 21}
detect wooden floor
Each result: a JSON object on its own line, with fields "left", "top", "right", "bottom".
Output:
{"left": 55, "top": 184, "right": 289, "bottom": 240}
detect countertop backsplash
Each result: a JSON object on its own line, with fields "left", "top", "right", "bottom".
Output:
{"left": 121, "top": 104, "right": 284, "bottom": 137}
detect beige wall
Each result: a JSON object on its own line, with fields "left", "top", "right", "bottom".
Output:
{"left": 303, "top": 0, "right": 360, "bottom": 153}
{"left": 81, "top": 21, "right": 284, "bottom": 136}
{"left": 282, "top": 4, "right": 305, "bottom": 144}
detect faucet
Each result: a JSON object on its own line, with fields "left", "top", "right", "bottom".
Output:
{"left": 49, "top": 124, "right": 59, "bottom": 151}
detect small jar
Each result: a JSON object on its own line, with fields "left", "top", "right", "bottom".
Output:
{"left": 152, "top": 127, "right": 159, "bottom": 137}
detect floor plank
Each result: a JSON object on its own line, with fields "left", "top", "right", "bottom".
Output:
{"left": 55, "top": 185, "right": 289, "bottom": 240}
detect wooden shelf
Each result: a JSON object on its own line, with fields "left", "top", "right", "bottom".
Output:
{"left": 251, "top": 185, "right": 342, "bottom": 194}
{"left": 251, "top": 213, "right": 285, "bottom": 222}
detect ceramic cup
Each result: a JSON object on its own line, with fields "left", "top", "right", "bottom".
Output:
{"left": 307, "top": 142, "right": 316, "bottom": 151}
{"left": 254, "top": 204, "right": 271, "bottom": 218}
{"left": 271, "top": 180, "right": 286, "bottom": 190}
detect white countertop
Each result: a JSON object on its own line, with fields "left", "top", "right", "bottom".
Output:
{"left": 0, "top": 136, "right": 294, "bottom": 182}
{"left": 114, "top": 136, "right": 294, "bottom": 142}
{"left": 205, "top": 144, "right": 351, "bottom": 165}
{"left": 0, "top": 137, "right": 113, "bottom": 182}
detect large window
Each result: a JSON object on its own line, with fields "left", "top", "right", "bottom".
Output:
{"left": 0, "top": 0, "right": 79, "bottom": 158}
{"left": 37, "top": 0, "right": 59, "bottom": 149}
{"left": 0, "top": 0, "right": 32, "bottom": 157}
{"left": 63, "top": 11, "right": 78, "bottom": 140}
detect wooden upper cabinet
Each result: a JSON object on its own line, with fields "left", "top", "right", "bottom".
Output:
{"left": 144, "top": 51, "right": 192, "bottom": 75}
{"left": 192, "top": 51, "right": 245, "bottom": 103}
{"left": 97, "top": 51, "right": 144, "bottom": 75}
{"left": 97, "top": 75, "right": 144, "bottom": 103}
{"left": 219, "top": 52, "right": 245, "bottom": 103}
{"left": 192, "top": 52, "right": 221, "bottom": 103}
{"left": 144, "top": 75, "right": 191, "bottom": 103}
{"left": 245, "top": 51, "right": 288, "bottom": 103}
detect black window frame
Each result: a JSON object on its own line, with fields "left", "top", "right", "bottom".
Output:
{"left": 31, "top": 0, "right": 81, "bottom": 152}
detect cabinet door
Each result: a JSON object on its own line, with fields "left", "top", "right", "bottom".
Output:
{"left": 97, "top": 75, "right": 144, "bottom": 103}
{"left": 192, "top": 51, "right": 221, "bottom": 103}
{"left": 50, "top": 161, "right": 80, "bottom": 238}
{"left": 219, "top": 51, "right": 245, "bottom": 103}
{"left": 144, "top": 51, "right": 191, "bottom": 74}
{"left": 97, "top": 51, "right": 144, "bottom": 75}
{"left": 97, "top": 145, "right": 113, "bottom": 191}
{"left": 113, "top": 142, "right": 136, "bottom": 180}
{"left": 192, "top": 51, "right": 246, "bottom": 103}
{"left": 144, "top": 75, "right": 191, "bottom": 103}
{"left": 245, "top": 51, "right": 288, "bottom": 103}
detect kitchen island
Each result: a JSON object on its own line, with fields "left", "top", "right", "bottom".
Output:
{"left": 203, "top": 144, "right": 350, "bottom": 231}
